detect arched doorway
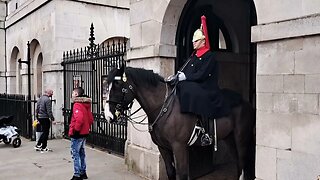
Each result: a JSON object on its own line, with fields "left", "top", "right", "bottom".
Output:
{"left": 175, "top": 0, "right": 257, "bottom": 178}
{"left": 9, "top": 47, "right": 20, "bottom": 93}
{"left": 30, "top": 39, "right": 42, "bottom": 98}
{"left": 176, "top": 0, "right": 257, "bottom": 104}
{"left": 36, "top": 53, "right": 43, "bottom": 98}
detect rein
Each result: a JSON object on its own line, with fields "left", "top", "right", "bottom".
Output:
{"left": 120, "top": 83, "right": 176, "bottom": 132}
{"left": 109, "top": 60, "right": 192, "bottom": 132}
{"left": 144, "top": 55, "right": 193, "bottom": 131}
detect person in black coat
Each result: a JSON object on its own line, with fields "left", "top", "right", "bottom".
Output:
{"left": 171, "top": 16, "right": 230, "bottom": 120}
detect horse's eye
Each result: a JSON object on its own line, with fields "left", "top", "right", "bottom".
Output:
{"left": 114, "top": 81, "right": 122, "bottom": 87}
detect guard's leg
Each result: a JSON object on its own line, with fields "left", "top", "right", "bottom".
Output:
{"left": 200, "top": 116, "right": 212, "bottom": 146}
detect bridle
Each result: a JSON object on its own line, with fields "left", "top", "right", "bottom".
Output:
{"left": 106, "top": 71, "right": 176, "bottom": 132}
{"left": 106, "top": 56, "right": 193, "bottom": 132}
{"left": 106, "top": 73, "right": 153, "bottom": 132}
{"left": 106, "top": 73, "right": 136, "bottom": 119}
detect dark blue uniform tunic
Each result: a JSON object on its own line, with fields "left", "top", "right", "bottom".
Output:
{"left": 177, "top": 51, "right": 230, "bottom": 119}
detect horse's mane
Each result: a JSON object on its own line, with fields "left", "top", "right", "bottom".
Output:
{"left": 107, "top": 67, "right": 165, "bottom": 87}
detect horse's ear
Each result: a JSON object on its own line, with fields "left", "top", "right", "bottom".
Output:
{"left": 119, "top": 63, "right": 125, "bottom": 74}
{"left": 120, "top": 62, "right": 128, "bottom": 82}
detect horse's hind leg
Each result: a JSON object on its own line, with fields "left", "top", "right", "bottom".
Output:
{"left": 233, "top": 103, "right": 255, "bottom": 179}
{"left": 158, "top": 146, "right": 176, "bottom": 180}
{"left": 235, "top": 130, "right": 255, "bottom": 180}
{"left": 234, "top": 129, "right": 248, "bottom": 177}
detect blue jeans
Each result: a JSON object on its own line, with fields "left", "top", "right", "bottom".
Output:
{"left": 71, "top": 138, "right": 86, "bottom": 177}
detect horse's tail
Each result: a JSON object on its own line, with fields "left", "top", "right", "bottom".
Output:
{"left": 243, "top": 102, "right": 256, "bottom": 180}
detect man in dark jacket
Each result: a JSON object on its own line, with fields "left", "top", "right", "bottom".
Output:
{"left": 69, "top": 87, "right": 94, "bottom": 180}
{"left": 35, "top": 89, "right": 54, "bottom": 152}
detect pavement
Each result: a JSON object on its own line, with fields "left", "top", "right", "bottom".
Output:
{"left": 0, "top": 137, "right": 146, "bottom": 180}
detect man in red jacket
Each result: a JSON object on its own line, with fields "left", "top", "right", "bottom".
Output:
{"left": 69, "top": 87, "right": 94, "bottom": 180}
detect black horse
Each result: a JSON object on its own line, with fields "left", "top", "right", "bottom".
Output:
{"left": 105, "top": 66, "right": 255, "bottom": 180}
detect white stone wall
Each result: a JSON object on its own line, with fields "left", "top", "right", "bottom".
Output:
{"left": 3, "top": 0, "right": 129, "bottom": 138}
{"left": 253, "top": 1, "right": 320, "bottom": 179}
{"left": 125, "top": 101, "right": 162, "bottom": 179}
{"left": 7, "top": 0, "right": 18, "bottom": 15}
{"left": 254, "top": 0, "right": 320, "bottom": 24}
{"left": 54, "top": 0, "right": 129, "bottom": 55}
{"left": 6, "top": 0, "right": 130, "bottom": 17}
{"left": 125, "top": 57, "right": 174, "bottom": 180}
{"left": 129, "top": 0, "right": 185, "bottom": 61}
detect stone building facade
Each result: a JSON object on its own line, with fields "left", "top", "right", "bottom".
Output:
{"left": 1, "top": 0, "right": 320, "bottom": 180}
{"left": 252, "top": 1, "right": 320, "bottom": 180}
{"left": 125, "top": 0, "right": 320, "bottom": 180}
{"left": 0, "top": 0, "right": 129, "bottom": 137}
{"left": 0, "top": 2, "right": 5, "bottom": 89}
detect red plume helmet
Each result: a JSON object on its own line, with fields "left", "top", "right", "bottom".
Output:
{"left": 201, "top": 15, "right": 210, "bottom": 49}
{"left": 192, "top": 15, "right": 210, "bottom": 57}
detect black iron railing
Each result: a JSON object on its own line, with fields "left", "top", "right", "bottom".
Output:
{"left": 61, "top": 24, "right": 128, "bottom": 156}
{"left": 0, "top": 94, "right": 29, "bottom": 138}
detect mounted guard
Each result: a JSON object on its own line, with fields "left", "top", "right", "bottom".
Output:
{"left": 104, "top": 15, "right": 255, "bottom": 180}
{"left": 168, "top": 15, "right": 231, "bottom": 146}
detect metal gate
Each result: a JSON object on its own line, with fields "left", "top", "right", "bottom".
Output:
{"left": 0, "top": 94, "right": 30, "bottom": 138}
{"left": 61, "top": 24, "right": 127, "bottom": 156}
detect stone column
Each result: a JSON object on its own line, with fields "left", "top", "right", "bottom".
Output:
{"left": 0, "top": 2, "right": 6, "bottom": 92}
{"left": 125, "top": 0, "right": 188, "bottom": 179}
{"left": 252, "top": 1, "right": 320, "bottom": 179}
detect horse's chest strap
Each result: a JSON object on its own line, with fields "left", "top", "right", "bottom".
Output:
{"left": 148, "top": 87, "right": 176, "bottom": 132}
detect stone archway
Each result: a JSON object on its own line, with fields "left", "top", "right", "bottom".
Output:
{"left": 127, "top": 0, "right": 257, "bottom": 179}
{"left": 160, "top": 0, "right": 257, "bottom": 102}
{"left": 9, "top": 46, "right": 20, "bottom": 93}
{"left": 29, "top": 39, "right": 42, "bottom": 97}
{"left": 175, "top": 0, "right": 257, "bottom": 103}
{"left": 35, "top": 53, "right": 43, "bottom": 97}
{"left": 161, "top": 0, "right": 257, "bottom": 178}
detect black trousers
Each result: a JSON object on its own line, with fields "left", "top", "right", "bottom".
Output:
{"left": 36, "top": 118, "right": 50, "bottom": 149}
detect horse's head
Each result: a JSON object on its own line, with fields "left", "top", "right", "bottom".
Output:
{"left": 104, "top": 66, "right": 135, "bottom": 123}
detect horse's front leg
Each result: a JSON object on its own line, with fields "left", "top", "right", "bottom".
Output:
{"left": 158, "top": 146, "right": 176, "bottom": 180}
{"left": 172, "top": 143, "right": 189, "bottom": 180}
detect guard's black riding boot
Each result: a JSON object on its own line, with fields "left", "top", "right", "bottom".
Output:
{"left": 201, "top": 133, "right": 212, "bottom": 146}
{"left": 200, "top": 116, "right": 212, "bottom": 146}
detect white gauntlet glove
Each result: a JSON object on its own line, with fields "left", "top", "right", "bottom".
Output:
{"left": 166, "top": 74, "right": 175, "bottom": 81}
{"left": 177, "top": 71, "right": 186, "bottom": 81}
